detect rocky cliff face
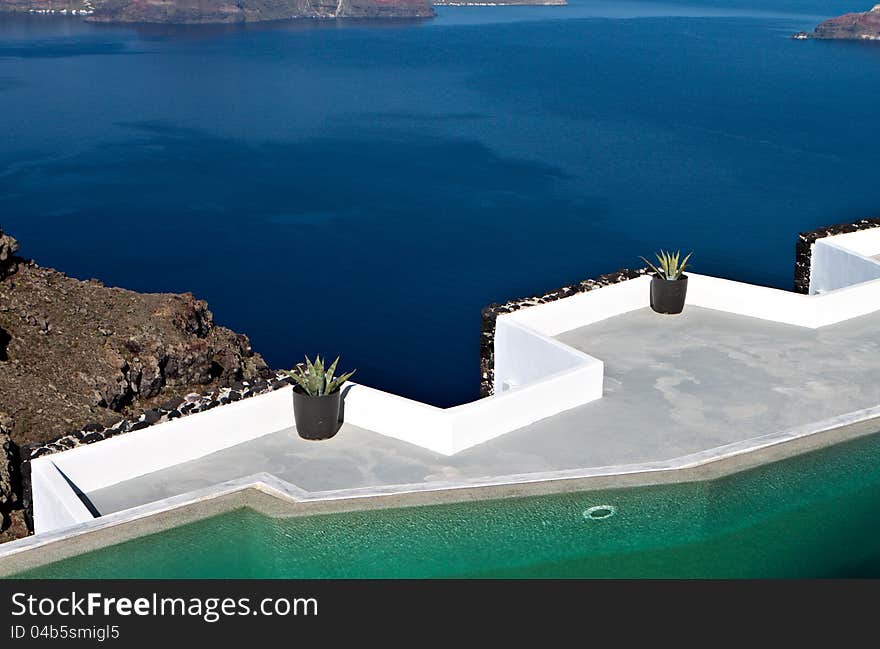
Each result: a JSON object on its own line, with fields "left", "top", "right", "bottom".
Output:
{"left": 0, "top": 229, "right": 18, "bottom": 281}
{"left": 807, "top": 4, "right": 880, "bottom": 40}
{"left": 0, "top": 226, "right": 269, "bottom": 449}
{"left": 0, "top": 0, "right": 435, "bottom": 21}
{"left": 0, "top": 225, "right": 270, "bottom": 540}
{"left": 0, "top": 412, "right": 23, "bottom": 544}
{"left": 0, "top": 414, "right": 13, "bottom": 509}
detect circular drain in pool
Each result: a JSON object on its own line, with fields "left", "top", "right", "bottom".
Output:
{"left": 583, "top": 505, "right": 616, "bottom": 520}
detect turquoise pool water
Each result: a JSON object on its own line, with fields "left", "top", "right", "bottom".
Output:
{"left": 14, "top": 431, "right": 880, "bottom": 578}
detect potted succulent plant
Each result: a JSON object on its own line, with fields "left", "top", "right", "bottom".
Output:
{"left": 640, "top": 250, "right": 693, "bottom": 314}
{"left": 282, "top": 356, "right": 355, "bottom": 440}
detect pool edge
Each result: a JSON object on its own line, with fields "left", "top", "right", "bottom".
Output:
{"left": 2, "top": 406, "right": 880, "bottom": 577}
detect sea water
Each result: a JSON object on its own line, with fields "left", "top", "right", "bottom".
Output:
{"left": 1, "top": 0, "right": 878, "bottom": 406}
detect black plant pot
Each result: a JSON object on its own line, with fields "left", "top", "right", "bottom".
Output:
{"left": 292, "top": 388, "right": 342, "bottom": 440}
{"left": 650, "top": 274, "right": 688, "bottom": 314}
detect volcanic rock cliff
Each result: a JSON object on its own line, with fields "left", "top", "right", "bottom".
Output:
{"left": 0, "top": 0, "right": 435, "bottom": 22}
{"left": 796, "top": 4, "right": 880, "bottom": 40}
{"left": 0, "top": 225, "right": 269, "bottom": 541}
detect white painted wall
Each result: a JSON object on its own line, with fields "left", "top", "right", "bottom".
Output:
{"left": 50, "top": 388, "right": 296, "bottom": 493}
{"left": 812, "top": 277, "right": 880, "bottom": 326}
{"left": 809, "top": 239, "right": 880, "bottom": 295}
{"left": 342, "top": 320, "right": 604, "bottom": 455}
{"left": 494, "top": 318, "right": 596, "bottom": 392}
{"left": 671, "top": 271, "right": 880, "bottom": 329}
{"left": 504, "top": 276, "right": 651, "bottom": 336}
{"left": 31, "top": 460, "right": 95, "bottom": 534}
{"left": 817, "top": 227, "right": 880, "bottom": 258}
{"left": 686, "top": 274, "right": 817, "bottom": 327}
{"left": 500, "top": 268, "right": 874, "bottom": 333}
{"left": 451, "top": 358, "right": 602, "bottom": 452}
{"left": 338, "top": 385, "right": 452, "bottom": 454}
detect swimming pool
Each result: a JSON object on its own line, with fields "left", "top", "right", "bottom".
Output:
{"left": 12, "top": 428, "right": 880, "bottom": 578}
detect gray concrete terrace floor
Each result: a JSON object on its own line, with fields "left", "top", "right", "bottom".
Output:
{"left": 87, "top": 306, "right": 880, "bottom": 516}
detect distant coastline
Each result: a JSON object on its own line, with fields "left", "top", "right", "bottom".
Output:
{"left": 0, "top": 0, "right": 567, "bottom": 24}
{"left": 0, "top": 0, "right": 436, "bottom": 23}
{"left": 793, "top": 4, "right": 880, "bottom": 40}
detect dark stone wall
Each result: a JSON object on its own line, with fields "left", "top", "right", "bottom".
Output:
{"left": 794, "top": 218, "right": 880, "bottom": 294}
{"left": 18, "top": 448, "right": 32, "bottom": 533}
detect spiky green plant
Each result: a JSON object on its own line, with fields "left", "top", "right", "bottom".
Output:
{"left": 282, "top": 355, "right": 355, "bottom": 396}
{"left": 640, "top": 250, "right": 693, "bottom": 281}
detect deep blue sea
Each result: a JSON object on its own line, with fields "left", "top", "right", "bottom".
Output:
{"left": 1, "top": 1, "right": 878, "bottom": 406}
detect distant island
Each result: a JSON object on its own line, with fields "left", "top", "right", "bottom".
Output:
{"left": 0, "top": 0, "right": 436, "bottom": 22}
{"left": 793, "top": 4, "right": 880, "bottom": 40}
{"left": 0, "top": 0, "right": 567, "bottom": 23}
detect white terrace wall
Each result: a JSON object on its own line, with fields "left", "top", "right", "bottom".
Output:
{"left": 341, "top": 326, "right": 603, "bottom": 455}
{"left": 685, "top": 274, "right": 816, "bottom": 326}
{"left": 502, "top": 276, "right": 652, "bottom": 337}
{"left": 493, "top": 318, "right": 599, "bottom": 392}
{"left": 31, "top": 461, "right": 95, "bottom": 533}
{"left": 47, "top": 387, "right": 296, "bottom": 495}
{"left": 505, "top": 270, "right": 821, "bottom": 332}
{"left": 688, "top": 273, "right": 880, "bottom": 328}
{"left": 336, "top": 385, "right": 452, "bottom": 454}
{"left": 33, "top": 318, "right": 606, "bottom": 530}
{"left": 810, "top": 237, "right": 880, "bottom": 295}
{"left": 499, "top": 229, "right": 880, "bottom": 338}
{"left": 819, "top": 227, "right": 880, "bottom": 259}
{"left": 30, "top": 227, "right": 880, "bottom": 534}
{"left": 811, "top": 276, "right": 880, "bottom": 326}
{"left": 453, "top": 349, "right": 602, "bottom": 453}
{"left": 33, "top": 387, "right": 300, "bottom": 534}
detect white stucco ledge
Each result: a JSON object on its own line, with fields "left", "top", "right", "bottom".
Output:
{"left": 17, "top": 226, "right": 880, "bottom": 539}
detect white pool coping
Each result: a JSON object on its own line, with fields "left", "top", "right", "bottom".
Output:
{"left": 3, "top": 402, "right": 880, "bottom": 575}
